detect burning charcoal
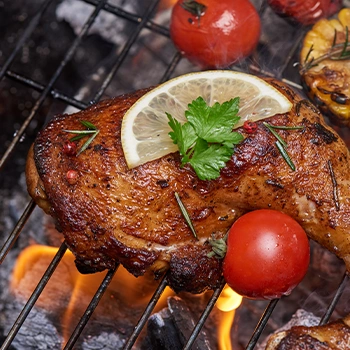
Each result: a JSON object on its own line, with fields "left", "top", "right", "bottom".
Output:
{"left": 141, "top": 308, "right": 183, "bottom": 350}
{"left": 168, "top": 296, "right": 215, "bottom": 349}
{"left": 141, "top": 295, "right": 218, "bottom": 350}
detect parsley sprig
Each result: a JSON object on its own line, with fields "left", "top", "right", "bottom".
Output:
{"left": 167, "top": 97, "right": 243, "bottom": 181}
{"left": 64, "top": 120, "right": 100, "bottom": 156}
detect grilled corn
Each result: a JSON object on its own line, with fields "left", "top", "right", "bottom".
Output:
{"left": 300, "top": 8, "right": 350, "bottom": 126}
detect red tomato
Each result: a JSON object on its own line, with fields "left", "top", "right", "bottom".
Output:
{"left": 169, "top": 0, "right": 261, "bottom": 69}
{"left": 268, "top": 0, "right": 342, "bottom": 26}
{"left": 223, "top": 209, "right": 310, "bottom": 300}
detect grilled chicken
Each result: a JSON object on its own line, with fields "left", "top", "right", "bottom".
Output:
{"left": 26, "top": 77, "right": 350, "bottom": 293}
{"left": 265, "top": 315, "right": 350, "bottom": 349}
{"left": 300, "top": 8, "right": 350, "bottom": 126}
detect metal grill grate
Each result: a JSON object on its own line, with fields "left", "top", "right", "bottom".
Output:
{"left": 0, "top": 1, "right": 349, "bottom": 349}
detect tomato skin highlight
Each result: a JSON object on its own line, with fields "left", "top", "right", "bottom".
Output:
{"left": 223, "top": 209, "right": 310, "bottom": 300}
{"left": 267, "top": 0, "right": 342, "bottom": 26}
{"left": 169, "top": 0, "right": 261, "bottom": 69}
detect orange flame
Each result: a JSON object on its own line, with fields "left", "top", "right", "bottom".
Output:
{"left": 11, "top": 244, "right": 242, "bottom": 349}
{"left": 216, "top": 285, "right": 243, "bottom": 350}
{"left": 10, "top": 244, "right": 174, "bottom": 347}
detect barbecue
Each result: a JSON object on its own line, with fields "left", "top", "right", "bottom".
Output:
{"left": 1, "top": 0, "right": 350, "bottom": 349}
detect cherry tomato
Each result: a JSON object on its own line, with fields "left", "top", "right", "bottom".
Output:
{"left": 223, "top": 209, "right": 310, "bottom": 300}
{"left": 169, "top": 0, "right": 261, "bottom": 69}
{"left": 268, "top": 0, "right": 342, "bottom": 26}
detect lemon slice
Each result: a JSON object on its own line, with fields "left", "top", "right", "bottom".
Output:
{"left": 121, "top": 70, "right": 292, "bottom": 169}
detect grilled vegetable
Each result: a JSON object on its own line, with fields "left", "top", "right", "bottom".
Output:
{"left": 223, "top": 210, "right": 310, "bottom": 300}
{"left": 299, "top": 8, "right": 350, "bottom": 126}
{"left": 169, "top": 0, "right": 261, "bottom": 69}
{"left": 268, "top": 0, "right": 342, "bottom": 26}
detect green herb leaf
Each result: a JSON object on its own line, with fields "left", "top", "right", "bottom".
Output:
{"left": 207, "top": 232, "right": 229, "bottom": 259}
{"left": 186, "top": 97, "right": 240, "bottom": 143}
{"left": 63, "top": 120, "right": 99, "bottom": 156}
{"left": 175, "top": 192, "right": 198, "bottom": 239}
{"left": 275, "top": 140, "right": 295, "bottom": 171}
{"left": 167, "top": 97, "right": 243, "bottom": 180}
{"left": 189, "top": 140, "right": 233, "bottom": 181}
{"left": 167, "top": 113, "right": 197, "bottom": 156}
{"left": 263, "top": 122, "right": 302, "bottom": 171}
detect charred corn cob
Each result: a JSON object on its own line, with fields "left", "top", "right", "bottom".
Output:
{"left": 300, "top": 8, "right": 350, "bottom": 126}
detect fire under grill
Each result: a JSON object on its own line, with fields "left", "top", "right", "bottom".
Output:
{"left": 1, "top": 0, "right": 350, "bottom": 349}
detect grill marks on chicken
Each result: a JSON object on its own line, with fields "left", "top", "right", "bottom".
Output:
{"left": 26, "top": 78, "right": 350, "bottom": 293}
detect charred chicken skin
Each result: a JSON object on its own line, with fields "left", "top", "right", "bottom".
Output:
{"left": 26, "top": 78, "right": 350, "bottom": 293}
{"left": 265, "top": 315, "right": 350, "bottom": 349}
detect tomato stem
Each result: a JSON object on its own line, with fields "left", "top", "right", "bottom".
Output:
{"left": 181, "top": 0, "right": 207, "bottom": 26}
{"left": 207, "top": 232, "right": 228, "bottom": 259}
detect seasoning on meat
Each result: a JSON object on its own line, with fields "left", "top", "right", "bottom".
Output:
{"left": 26, "top": 78, "right": 350, "bottom": 294}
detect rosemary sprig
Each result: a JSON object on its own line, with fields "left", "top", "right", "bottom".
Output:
{"left": 275, "top": 140, "right": 295, "bottom": 171}
{"left": 263, "top": 122, "right": 287, "bottom": 148}
{"left": 175, "top": 192, "right": 198, "bottom": 240}
{"left": 300, "top": 27, "right": 350, "bottom": 74}
{"left": 327, "top": 160, "right": 340, "bottom": 211}
{"left": 263, "top": 122, "right": 304, "bottom": 171}
{"left": 64, "top": 120, "right": 100, "bottom": 156}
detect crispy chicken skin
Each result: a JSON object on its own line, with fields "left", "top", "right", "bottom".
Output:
{"left": 26, "top": 78, "right": 350, "bottom": 293}
{"left": 265, "top": 315, "right": 350, "bottom": 349}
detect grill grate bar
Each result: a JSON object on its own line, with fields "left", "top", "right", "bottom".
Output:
{"left": 92, "top": 0, "right": 161, "bottom": 102}
{"left": 64, "top": 266, "right": 119, "bottom": 349}
{"left": 83, "top": 0, "right": 170, "bottom": 37}
{"left": 0, "top": 0, "right": 54, "bottom": 80}
{"left": 4, "top": 69, "right": 89, "bottom": 109}
{"left": 123, "top": 273, "right": 169, "bottom": 350}
{"left": 276, "top": 29, "right": 307, "bottom": 79}
{"left": 0, "top": 200, "right": 36, "bottom": 264}
{"left": 319, "top": 272, "right": 349, "bottom": 326}
{"left": 183, "top": 278, "right": 226, "bottom": 350}
{"left": 160, "top": 52, "right": 182, "bottom": 84}
{"left": 246, "top": 299, "right": 280, "bottom": 350}
{"left": 0, "top": 0, "right": 107, "bottom": 170}
{"left": 0, "top": 242, "right": 68, "bottom": 350}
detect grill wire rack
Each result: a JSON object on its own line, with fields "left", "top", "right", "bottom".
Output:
{"left": 0, "top": 0, "right": 349, "bottom": 349}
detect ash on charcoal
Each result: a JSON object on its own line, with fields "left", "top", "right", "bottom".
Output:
{"left": 1, "top": 301, "right": 62, "bottom": 350}
{"left": 55, "top": 0, "right": 179, "bottom": 101}
{"left": 81, "top": 332, "right": 125, "bottom": 350}
{"left": 56, "top": 0, "right": 143, "bottom": 47}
